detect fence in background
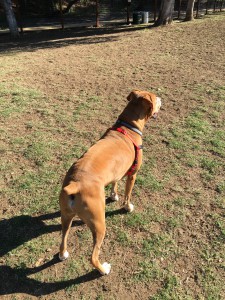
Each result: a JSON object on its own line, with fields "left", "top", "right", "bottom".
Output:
{"left": 0, "top": 0, "right": 224, "bottom": 32}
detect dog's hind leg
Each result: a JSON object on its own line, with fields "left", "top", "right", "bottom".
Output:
{"left": 123, "top": 174, "right": 137, "bottom": 212}
{"left": 59, "top": 212, "right": 74, "bottom": 261}
{"left": 90, "top": 222, "right": 111, "bottom": 275}
{"left": 78, "top": 195, "right": 111, "bottom": 275}
{"left": 59, "top": 182, "right": 80, "bottom": 261}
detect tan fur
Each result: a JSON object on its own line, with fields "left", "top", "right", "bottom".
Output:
{"left": 59, "top": 90, "right": 161, "bottom": 275}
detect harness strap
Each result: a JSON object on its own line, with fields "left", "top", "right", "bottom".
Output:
{"left": 116, "top": 119, "right": 143, "bottom": 136}
{"left": 110, "top": 127, "right": 142, "bottom": 176}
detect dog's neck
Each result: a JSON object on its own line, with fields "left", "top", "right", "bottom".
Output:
{"left": 118, "top": 99, "right": 151, "bottom": 133}
{"left": 118, "top": 109, "right": 147, "bottom": 133}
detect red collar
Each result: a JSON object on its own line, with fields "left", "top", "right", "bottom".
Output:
{"left": 110, "top": 127, "right": 142, "bottom": 176}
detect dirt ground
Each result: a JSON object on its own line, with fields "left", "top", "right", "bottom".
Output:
{"left": 0, "top": 14, "right": 225, "bottom": 300}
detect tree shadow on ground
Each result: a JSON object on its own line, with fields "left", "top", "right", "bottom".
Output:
{"left": 0, "top": 205, "right": 127, "bottom": 296}
{"left": 0, "top": 24, "right": 154, "bottom": 53}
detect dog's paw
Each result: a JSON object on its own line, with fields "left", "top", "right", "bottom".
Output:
{"left": 100, "top": 262, "right": 111, "bottom": 275}
{"left": 124, "top": 203, "right": 134, "bottom": 212}
{"left": 110, "top": 193, "right": 119, "bottom": 201}
{"left": 59, "top": 250, "right": 69, "bottom": 261}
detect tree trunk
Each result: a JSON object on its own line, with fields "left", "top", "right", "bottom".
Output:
{"left": 185, "top": 0, "right": 195, "bottom": 21}
{"left": 1, "top": 0, "right": 19, "bottom": 37}
{"left": 154, "top": 0, "right": 175, "bottom": 26}
{"left": 63, "top": 0, "right": 80, "bottom": 14}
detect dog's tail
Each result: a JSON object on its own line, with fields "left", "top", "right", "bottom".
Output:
{"left": 63, "top": 181, "right": 80, "bottom": 196}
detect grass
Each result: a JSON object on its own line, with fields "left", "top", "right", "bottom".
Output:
{"left": 0, "top": 83, "right": 43, "bottom": 117}
{"left": 1, "top": 16, "right": 225, "bottom": 300}
{"left": 1, "top": 80, "right": 225, "bottom": 299}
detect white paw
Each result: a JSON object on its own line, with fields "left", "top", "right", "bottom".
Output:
{"left": 124, "top": 203, "right": 134, "bottom": 212}
{"left": 59, "top": 250, "right": 69, "bottom": 261}
{"left": 110, "top": 193, "right": 119, "bottom": 201}
{"left": 100, "top": 262, "right": 111, "bottom": 275}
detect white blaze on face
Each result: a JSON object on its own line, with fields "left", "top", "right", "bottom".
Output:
{"left": 152, "top": 96, "right": 162, "bottom": 119}
{"left": 156, "top": 97, "right": 162, "bottom": 112}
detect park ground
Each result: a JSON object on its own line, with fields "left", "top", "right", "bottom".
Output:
{"left": 0, "top": 14, "right": 225, "bottom": 300}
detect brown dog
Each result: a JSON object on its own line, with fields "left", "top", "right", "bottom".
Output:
{"left": 59, "top": 90, "right": 161, "bottom": 275}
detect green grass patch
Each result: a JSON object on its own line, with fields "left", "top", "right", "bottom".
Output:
{"left": 115, "top": 228, "right": 130, "bottom": 246}
{"left": 142, "top": 234, "right": 176, "bottom": 258}
{"left": 150, "top": 275, "right": 180, "bottom": 300}
{"left": 135, "top": 260, "right": 162, "bottom": 282}
{"left": 200, "top": 157, "right": 221, "bottom": 174}
{"left": 125, "top": 212, "right": 149, "bottom": 229}
{"left": 136, "top": 172, "right": 163, "bottom": 192}
{"left": 0, "top": 83, "right": 44, "bottom": 117}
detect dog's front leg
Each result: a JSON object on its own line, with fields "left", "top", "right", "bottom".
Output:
{"left": 110, "top": 182, "right": 119, "bottom": 201}
{"left": 124, "top": 174, "right": 137, "bottom": 212}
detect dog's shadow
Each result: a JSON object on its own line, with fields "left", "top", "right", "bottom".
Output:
{"left": 0, "top": 211, "right": 83, "bottom": 257}
{"left": 0, "top": 203, "right": 127, "bottom": 296}
{"left": 0, "top": 256, "right": 102, "bottom": 296}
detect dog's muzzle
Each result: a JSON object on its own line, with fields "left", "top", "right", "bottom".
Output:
{"left": 156, "top": 97, "right": 162, "bottom": 110}
{"left": 153, "top": 97, "right": 162, "bottom": 119}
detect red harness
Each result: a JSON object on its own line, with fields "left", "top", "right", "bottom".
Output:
{"left": 110, "top": 127, "right": 142, "bottom": 176}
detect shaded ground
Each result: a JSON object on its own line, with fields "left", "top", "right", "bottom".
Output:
{"left": 0, "top": 15, "right": 225, "bottom": 299}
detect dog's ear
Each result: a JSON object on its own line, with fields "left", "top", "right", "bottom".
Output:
{"left": 143, "top": 97, "right": 154, "bottom": 120}
{"left": 127, "top": 90, "right": 140, "bottom": 102}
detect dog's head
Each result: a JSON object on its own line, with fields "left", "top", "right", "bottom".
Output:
{"left": 127, "top": 90, "right": 162, "bottom": 120}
